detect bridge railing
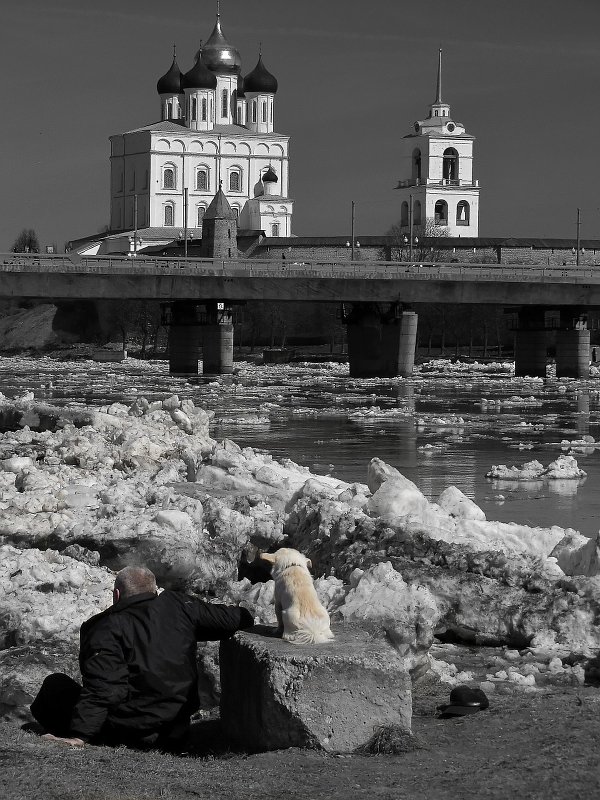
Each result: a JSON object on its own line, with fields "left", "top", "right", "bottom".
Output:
{"left": 0, "top": 253, "right": 599, "bottom": 283}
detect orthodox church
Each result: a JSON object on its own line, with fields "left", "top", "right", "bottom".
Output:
{"left": 101, "top": 10, "right": 292, "bottom": 253}
{"left": 395, "top": 50, "right": 480, "bottom": 237}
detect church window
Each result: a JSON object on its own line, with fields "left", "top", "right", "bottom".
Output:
{"left": 164, "top": 203, "right": 174, "bottom": 226}
{"left": 118, "top": 172, "right": 123, "bottom": 193}
{"left": 196, "top": 169, "right": 208, "bottom": 191}
{"left": 231, "top": 207, "right": 239, "bottom": 220}
{"left": 130, "top": 171, "right": 136, "bottom": 191}
{"left": 400, "top": 202, "right": 409, "bottom": 227}
{"left": 414, "top": 200, "right": 422, "bottom": 226}
{"left": 252, "top": 101, "right": 257, "bottom": 123}
{"left": 221, "top": 89, "right": 228, "bottom": 118}
{"left": 143, "top": 170, "right": 148, "bottom": 189}
{"left": 163, "top": 167, "right": 175, "bottom": 189}
{"left": 434, "top": 200, "right": 448, "bottom": 225}
{"left": 262, "top": 102, "right": 267, "bottom": 123}
{"left": 197, "top": 205, "right": 206, "bottom": 227}
{"left": 201, "top": 97, "right": 207, "bottom": 122}
{"left": 229, "top": 170, "right": 241, "bottom": 192}
{"left": 412, "top": 148, "right": 422, "bottom": 182}
{"left": 270, "top": 102, "right": 273, "bottom": 123}
{"left": 434, "top": 110, "right": 438, "bottom": 116}
{"left": 271, "top": 223, "right": 280, "bottom": 237}
{"left": 442, "top": 148, "right": 458, "bottom": 183}
{"left": 191, "top": 97, "right": 198, "bottom": 121}
{"left": 456, "top": 201, "right": 470, "bottom": 225}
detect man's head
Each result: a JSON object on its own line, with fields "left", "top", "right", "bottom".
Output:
{"left": 113, "top": 566, "right": 157, "bottom": 605}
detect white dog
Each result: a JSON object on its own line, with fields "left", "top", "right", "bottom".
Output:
{"left": 260, "top": 548, "right": 334, "bottom": 645}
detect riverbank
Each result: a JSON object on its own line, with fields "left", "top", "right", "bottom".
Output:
{"left": 3, "top": 682, "right": 599, "bottom": 800}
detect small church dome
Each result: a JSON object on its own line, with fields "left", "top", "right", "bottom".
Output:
{"left": 157, "top": 56, "right": 184, "bottom": 95}
{"left": 244, "top": 55, "right": 278, "bottom": 94}
{"left": 183, "top": 51, "right": 218, "bottom": 90}
{"left": 262, "top": 166, "right": 278, "bottom": 183}
{"left": 201, "top": 16, "right": 242, "bottom": 74}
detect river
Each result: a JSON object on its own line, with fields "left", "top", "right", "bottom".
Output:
{"left": 1, "top": 355, "right": 599, "bottom": 537}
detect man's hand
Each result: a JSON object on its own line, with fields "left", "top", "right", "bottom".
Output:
{"left": 42, "top": 733, "right": 85, "bottom": 747}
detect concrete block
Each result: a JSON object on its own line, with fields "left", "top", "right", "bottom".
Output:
{"left": 219, "top": 624, "right": 412, "bottom": 753}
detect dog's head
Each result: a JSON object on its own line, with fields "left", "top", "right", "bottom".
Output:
{"left": 260, "top": 547, "right": 312, "bottom": 574}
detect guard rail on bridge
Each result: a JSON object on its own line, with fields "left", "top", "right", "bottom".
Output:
{"left": 1, "top": 253, "right": 600, "bottom": 284}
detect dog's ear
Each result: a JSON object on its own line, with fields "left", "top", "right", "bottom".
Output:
{"left": 306, "top": 558, "right": 312, "bottom": 569}
{"left": 259, "top": 552, "right": 276, "bottom": 563}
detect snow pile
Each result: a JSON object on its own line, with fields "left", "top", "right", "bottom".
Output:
{"left": 486, "top": 455, "right": 586, "bottom": 481}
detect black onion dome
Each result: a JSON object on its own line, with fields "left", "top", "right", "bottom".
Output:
{"left": 244, "top": 55, "right": 278, "bottom": 94}
{"left": 236, "top": 73, "right": 246, "bottom": 99}
{"left": 262, "top": 166, "right": 278, "bottom": 183}
{"left": 183, "top": 51, "right": 217, "bottom": 89}
{"left": 157, "top": 57, "right": 183, "bottom": 95}
{"left": 201, "top": 16, "right": 242, "bottom": 74}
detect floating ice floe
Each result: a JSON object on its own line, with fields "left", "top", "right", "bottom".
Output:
{"left": 347, "top": 406, "right": 412, "bottom": 421}
{"left": 477, "top": 395, "right": 543, "bottom": 410}
{"left": 486, "top": 455, "right": 587, "bottom": 481}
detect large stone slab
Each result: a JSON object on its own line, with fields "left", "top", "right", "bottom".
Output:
{"left": 219, "top": 624, "right": 411, "bottom": 753}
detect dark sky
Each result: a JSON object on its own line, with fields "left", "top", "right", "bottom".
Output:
{"left": 3, "top": 0, "right": 600, "bottom": 250}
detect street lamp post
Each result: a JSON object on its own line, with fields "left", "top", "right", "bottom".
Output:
{"left": 408, "top": 193, "right": 414, "bottom": 261}
{"left": 351, "top": 200, "right": 356, "bottom": 261}
{"left": 576, "top": 207, "right": 581, "bottom": 266}
{"left": 183, "top": 187, "right": 189, "bottom": 259}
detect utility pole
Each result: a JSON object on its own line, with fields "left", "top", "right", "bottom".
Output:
{"left": 409, "top": 193, "right": 414, "bottom": 261}
{"left": 133, "top": 194, "right": 138, "bottom": 256}
{"left": 183, "top": 187, "right": 189, "bottom": 259}
{"left": 576, "top": 207, "right": 581, "bottom": 266}
{"left": 351, "top": 200, "right": 355, "bottom": 261}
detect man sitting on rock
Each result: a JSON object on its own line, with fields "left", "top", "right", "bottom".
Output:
{"left": 31, "top": 565, "right": 254, "bottom": 750}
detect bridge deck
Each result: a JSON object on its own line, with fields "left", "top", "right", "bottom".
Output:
{"left": 0, "top": 253, "right": 598, "bottom": 305}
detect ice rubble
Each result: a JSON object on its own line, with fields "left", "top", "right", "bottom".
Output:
{"left": 1, "top": 388, "right": 600, "bottom": 721}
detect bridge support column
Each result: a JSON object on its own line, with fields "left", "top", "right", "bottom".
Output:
{"left": 345, "top": 304, "right": 418, "bottom": 378}
{"left": 514, "top": 306, "right": 548, "bottom": 377}
{"left": 167, "top": 301, "right": 202, "bottom": 375}
{"left": 556, "top": 329, "right": 590, "bottom": 378}
{"left": 203, "top": 324, "right": 234, "bottom": 375}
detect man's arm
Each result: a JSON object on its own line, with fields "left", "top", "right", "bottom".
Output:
{"left": 183, "top": 596, "right": 254, "bottom": 641}
{"left": 69, "top": 623, "right": 129, "bottom": 742}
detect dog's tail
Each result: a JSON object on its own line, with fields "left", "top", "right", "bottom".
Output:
{"left": 285, "top": 627, "right": 335, "bottom": 645}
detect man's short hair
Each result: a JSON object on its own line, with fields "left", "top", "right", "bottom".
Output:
{"left": 114, "top": 566, "right": 157, "bottom": 599}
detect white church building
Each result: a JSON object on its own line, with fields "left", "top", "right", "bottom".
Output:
{"left": 75, "top": 11, "right": 293, "bottom": 255}
{"left": 395, "top": 50, "right": 480, "bottom": 237}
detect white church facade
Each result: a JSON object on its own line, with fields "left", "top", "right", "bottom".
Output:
{"left": 395, "top": 50, "right": 480, "bottom": 237}
{"left": 108, "top": 12, "right": 292, "bottom": 247}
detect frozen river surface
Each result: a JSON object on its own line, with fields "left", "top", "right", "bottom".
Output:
{"left": 1, "top": 355, "right": 599, "bottom": 537}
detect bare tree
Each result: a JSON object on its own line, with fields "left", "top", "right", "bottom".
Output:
{"left": 12, "top": 228, "right": 40, "bottom": 253}
{"left": 382, "top": 219, "right": 451, "bottom": 263}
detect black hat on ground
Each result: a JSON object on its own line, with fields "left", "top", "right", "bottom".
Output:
{"left": 437, "top": 685, "right": 489, "bottom": 717}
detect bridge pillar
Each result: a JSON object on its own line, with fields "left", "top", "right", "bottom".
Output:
{"left": 514, "top": 306, "right": 547, "bottom": 377}
{"left": 556, "top": 329, "right": 590, "bottom": 378}
{"left": 203, "top": 324, "right": 234, "bottom": 375}
{"left": 345, "top": 304, "right": 418, "bottom": 378}
{"left": 167, "top": 301, "right": 202, "bottom": 375}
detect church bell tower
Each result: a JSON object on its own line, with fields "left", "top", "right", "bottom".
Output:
{"left": 395, "top": 50, "right": 480, "bottom": 237}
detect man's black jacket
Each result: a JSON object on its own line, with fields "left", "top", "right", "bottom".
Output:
{"left": 69, "top": 590, "right": 253, "bottom": 742}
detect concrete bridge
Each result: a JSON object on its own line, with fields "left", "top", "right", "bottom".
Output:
{"left": 1, "top": 252, "right": 599, "bottom": 304}
{"left": 1, "top": 252, "right": 597, "bottom": 379}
